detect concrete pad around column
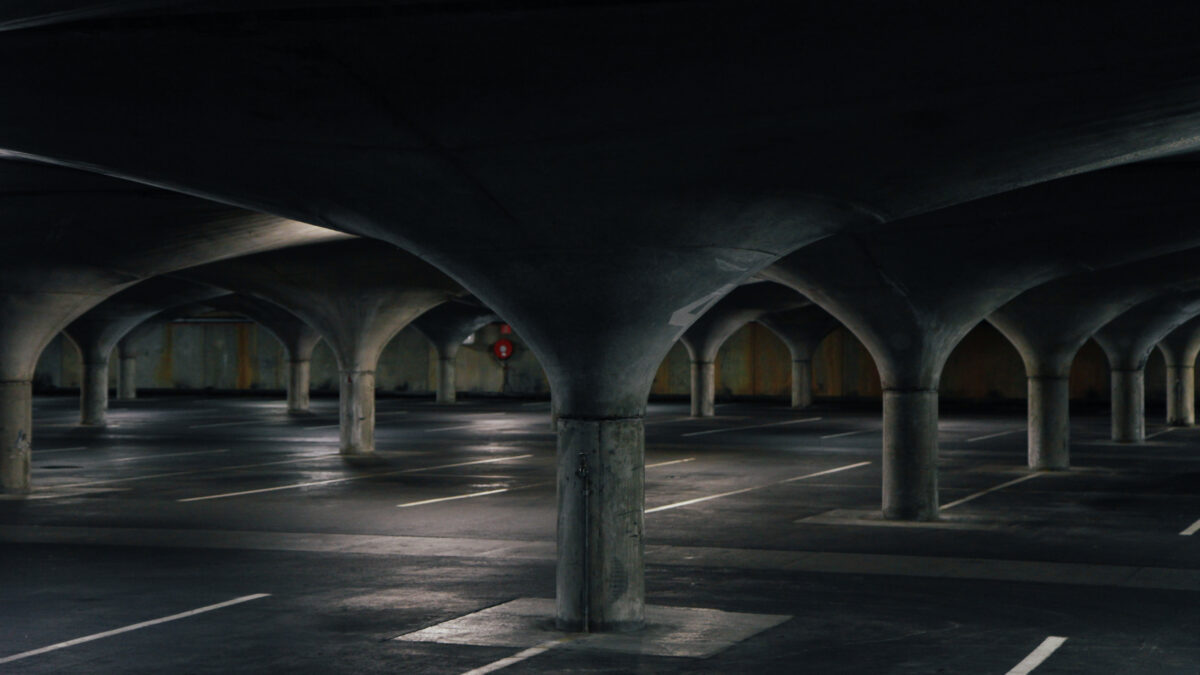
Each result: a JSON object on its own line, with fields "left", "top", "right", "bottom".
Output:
{"left": 395, "top": 597, "right": 789, "bottom": 658}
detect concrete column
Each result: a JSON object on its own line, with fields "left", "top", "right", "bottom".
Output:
{"left": 79, "top": 361, "right": 109, "bottom": 426}
{"left": 689, "top": 360, "right": 715, "bottom": 417}
{"left": 1028, "top": 375, "right": 1069, "bottom": 470}
{"left": 1165, "top": 364, "right": 1194, "bottom": 426}
{"left": 791, "top": 359, "right": 812, "bottom": 408}
{"left": 0, "top": 380, "right": 32, "bottom": 494}
{"left": 882, "top": 389, "right": 938, "bottom": 521}
{"left": 117, "top": 355, "right": 137, "bottom": 400}
{"left": 436, "top": 357, "right": 456, "bottom": 404}
{"left": 287, "top": 359, "right": 311, "bottom": 415}
{"left": 556, "top": 416, "right": 645, "bottom": 632}
{"left": 339, "top": 370, "right": 375, "bottom": 454}
{"left": 1111, "top": 368, "right": 1145, "bottom": 443}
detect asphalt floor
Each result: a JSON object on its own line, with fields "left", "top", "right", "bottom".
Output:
{"left": 1, "top": 394, "right": 1197, "bottom": 673}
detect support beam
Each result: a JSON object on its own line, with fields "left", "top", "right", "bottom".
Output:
{"left": 556, "top": 416, "right": 645, "bottom": 632}
{"left": 0, "top": 380, "right": 32, "bottom": 495}
{"left": 436, "top": 356, "right": 456, "bottom": 404}
{"left": 689, "top": 361, "right": 715, "bottom": 417}
{"left": 1165, "top": 364, "right": 1195, "bottom": 426}
{"left": 117, "top": 353, "right": 137, "bottom": 401}
{"left": 881, "top": 389, "right": 939, "bottom": 521}
{"left": 791, "top": 359, "right": 812, "bottom": 409}
{"left": 79, "top": 360, "right": 109, "bottom": 426}
{"left": 287, "top": 359, "right": 311, "bottom": 415}
{"left": 339, "top": 370, "right": 375, "bottom": 455}
{"left": 1111, "top": 368, "right": 1145, "bottom": 443}
{"left": 1027, "top": 375, "right": 1070, "bottom": 469}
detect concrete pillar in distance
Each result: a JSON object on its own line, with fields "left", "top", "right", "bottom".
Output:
{"left": 882, "top": 389, "right": 939, "bottom": 521}
{"left": 0, "top": 380, "right": 33, "bottom": 494}
{"left": 436, "top": 356, "right": 456, "bottom": 404}
{"left": 1111, "top": 368, "right": 1145, "bottom": 443}
{"left": 556, "top": 416, "right": 645, "bottom": 632}
{"left": 791, "top": 359, "right": 812, "bottom": 408}
{"left": 117, "top": 354, "right": 137, "bottom": 400}
{"left": 80, "top": 361, "right": 109, "bottom": 426}
{"left": 287, "top": 359, "right": 311, "bottom": 415}
{"left": 340, "top": 369, "right": 375, "bottom": 454}
{"left": 1027, "top": 375, "right": 1070, "bottom": 469}
{"left": 689, "top": 360, "right": 715, "bottom": 417}
{"left": 1165, "top": 364, "right": 1194, "bottom": 426}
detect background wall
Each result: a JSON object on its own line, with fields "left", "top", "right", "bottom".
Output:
{"left": 35, "top": 318, "right": 1175, "bottom": 404}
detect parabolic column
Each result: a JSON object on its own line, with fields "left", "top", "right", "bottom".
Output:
{"left": 556, "top": 415, "right": 644, "bottom": 632}
{"left": 689, "top": 360, "right": 715, "bottom": 417}
{"left": 0, "top": 380, "right": 32, "bottom": 494}
{"left": 117, "top": 353, "right": 137, "bottom": 400}
{"left": 340, "top": 369, "right": 375, "bottom": 454}
{"left": 1166, "top": 364, "right": 1194, "bottom": 426}
{"left": 80, "top": 360, "right": 109, "bottom": 426}
{"left": 287, "top": 359, "right": 311, "bottom": 415}
{"left": 1111, "top": 368, "right": 1145, "bottom": 442}
{"left": 791, "top": 359, "right": 812, "bottom": 408}
{"left": 436, "top": 355, "right": 456, "bottom": 404}
{"left": 881, "top": 388, "right": 939, "bottom": 520}
{"left": 1027, "top": 375, "right": 1070, "bottom": 469}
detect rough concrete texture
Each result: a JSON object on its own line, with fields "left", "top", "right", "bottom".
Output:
{"left": 758, "top": 305, "right": 843, "bottom": 408}
{"left": 1156, "top": 314, "right": 1200, "bottom": 426}
{"left": 882, "top": 390, "right": 939, "bottom": 521}
{"left": 556, "top": 417, "right": 645, "bottom": 632}
{"left": 1027, "top": 376, "right": 1070, "bottom": 470}
{"left": 412, "top": 299, "right": 499, "bottom": 404}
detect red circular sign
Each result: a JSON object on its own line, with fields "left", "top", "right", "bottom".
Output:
{"left": 492, "top": 338, "right": 514, "bottom": 360}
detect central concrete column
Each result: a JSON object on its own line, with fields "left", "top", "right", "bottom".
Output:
{"left": 1111, "top": 368, "right": 1145, "bottom": 442}
{"left": 791, "top": 359, "right": 812, "bottom": 408}
{"left": 882, "top": 389, "right": 938, "bottom": 521}
{"left": 436, "top": 356, "right": 456, "bottom": 404}
{"left": 1028, "top": 375, "right": 1070, "bottom": 470}
{"left": 287, "top": 359, "right": 311, "bottom": 415}
{"left": 117, "top": 354, "right": 137, "bottom": 400}
{"left": 689, "top": 360, "right": 715, "bottom": 417}
{"left": 556, "top": 416, "right": 645, "bottom": 632}
{"left": 339, "top": 370, "right": 375, "bottom": 454}
{"left": 80, "top": 361, "right": 109, "bottom": 426}
{"left": 1166, "top": 364, "right": 1194, "bottom": 426}
{"left": 0, "top": 380, "right": 33, "bottom": 494}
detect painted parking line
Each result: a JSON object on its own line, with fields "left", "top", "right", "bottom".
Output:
{"left": 940, "top": 473, "right": 1042, "bottom": 511}
{"left": 112, "top": 449, "right": 230, "bottom": 463}
{"left": 645, "top": 457, "right": 696, "bottom": 469}
{"left": 645, "top": 461, "right": 870, "bottom": 513}
{"left": 0, "top": 593, "right": 270, "bottom": 665}
{"left": 1006, "top": 636, "right": 1067, "bottom": 675}
{"left": 426, "top": 424, "right": 476, "bottom": 433}
{"left": 50, "top": 454, "right": 341, "bottom": 490}
{"left": 821, "top": 430, "right": 869, "bottom": 439}
{"left": 1146, "top": 427, "right": 1176, "bottom": 439}
{"left": 966, "top": 429, "right": 1023, "bottom": 443}
{"left": 34, "top": 446, "right": 89, "bottom": 455}
{"left": 681, "top": 417, "right": 822, "bottom": 438}
{"left": 397, "top": 458, "right": 694, "bottom": 508}
{"left": 1181, "top": 517, "right": 1200, "bottom": 536}
{"left": 461, "top": 636, "right": 578, "bottom": 675}
{"left": 179, "top": 454, "right": 533, "bottom": 502}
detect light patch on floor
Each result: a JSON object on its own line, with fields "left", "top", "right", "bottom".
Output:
{"left": 396, "top": 597, "right": 790, "bottom": 658}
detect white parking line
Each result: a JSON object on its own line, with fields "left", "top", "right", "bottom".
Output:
{"left": 1006, "top": 636, "right": 1067, "bottom": 674}
{"left": 397, "top": 458, "right": 694, "bottom": 508}
{"left": 50, "top": 454, "right": 341, "bottom": 490}
{"left": 821, "top": 430, "right": 869, "bottom": 439}
{"left": 940, "top": 473, "right": 1042, "bottom": 511}
{"left": 1181, "top": 517, "right": 1200, "bottom": 536}
{"left": 645, "top": 457, "right": 696, "bottom": 468}
{"left": 1146, "top": 427, "right": 1176, "bottom": 439}
{"left": 461, "top": 636, "right": 577, "bottom": 675}
{"left": 966, "top": 429, "right": 1023, "bottom": 443}
{"left": 0, "top": 593, "right": 270, "bottom": 665}
{"left": 426, "top": 424, "right": 475, "bottom": 433}
{"left": 112, "top": 449, "right": 230, "bottom": 463}
{"left": 35, "top": 447, "right": 89, "bottom": 455}
{"left": 179, "top": 455, "right": 533, "bottom": 502}
{"left": 645, "top": 461, "right": 870, "bottom": 513}
{"left": 681, "top": 417, "right": 822, "bottom": 438}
